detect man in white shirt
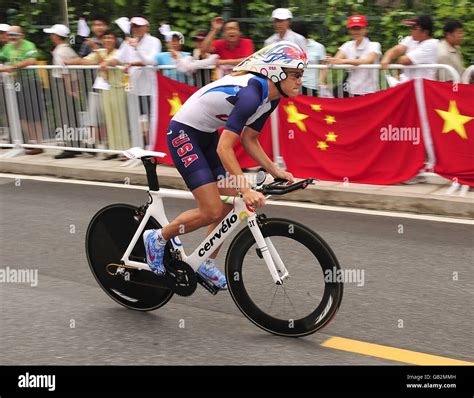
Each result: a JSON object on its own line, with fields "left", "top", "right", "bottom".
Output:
{"left": 324, "top": 15, "right": 381, "bottom": 96}
{"left": 264, "top": 8, "right": 306, "bottom": 51}
{"left": 44, "top": 24, "right": 83, "bottom": 158}
{"left": 104, "top": 17, "right": 161, "bottom": 96}
{"left": 102, "top": 17, "right": 162, "bottom": 149}
{"left": 44, "top": 24, "right": 77, "bottom": 78}
{"left": 381, "top": 15, "right": 439, "bottom": 81}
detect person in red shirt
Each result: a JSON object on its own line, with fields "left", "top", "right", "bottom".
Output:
{"left": 201, "top": 16, "right": 254, "bottom": 78}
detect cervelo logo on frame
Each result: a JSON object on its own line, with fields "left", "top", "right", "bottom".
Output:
{"left": 198, "top": 213, "right": 239, "bottom": 257}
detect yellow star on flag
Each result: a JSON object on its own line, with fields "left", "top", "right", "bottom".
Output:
{"left": 168, "top": 93, "right": 183, "bottom": 116}
{"left": 324, "top": 115, "right": 336, "bottom": 124}
{"left": 326, "top": 132, "right": 338, "bottom": 142}
{"left": 311, "top": 104, "right": 322, "bottom": 112}
{"left": 284, "top": 102, "right": 309, "bottom": 132}
{"left": 435, "top": 100, "right": 473, "bottom": 140}
{"left": 317, "top": 141, "right": 329, "bottom": 151}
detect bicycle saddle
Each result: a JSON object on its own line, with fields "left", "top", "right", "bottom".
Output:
{"left": 123, "top": 147, "right": 167, "bottom": 160}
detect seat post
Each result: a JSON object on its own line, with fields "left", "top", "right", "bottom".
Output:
{"left": 141, "top": 157, "right": 160, "bottom": 191}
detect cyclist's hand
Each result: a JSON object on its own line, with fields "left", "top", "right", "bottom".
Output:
{"left": 272, "top": 169, "right": 295, "bottom": 184}
{"left": 242, "top": 189, "right": 266, "bottom": 209}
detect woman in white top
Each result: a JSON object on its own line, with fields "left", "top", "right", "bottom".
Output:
{"left": 321, "top": 15, "right": 381, "bottom": 96}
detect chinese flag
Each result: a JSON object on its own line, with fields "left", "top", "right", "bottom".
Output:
{"left": 278, "top": 81, "right": 426, "bottom": 184}
{"left": 423, "top": 80, "right": 474, "bottom": 186}
{"left": 154, "top": 73, "right": 272, "bottom": 169}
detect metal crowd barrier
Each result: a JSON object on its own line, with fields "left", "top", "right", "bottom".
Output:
{"left": 0, "top": 65, "right": 214, "bottom": 157}
{"left": 303, "top": 63, "right": 460, "bottom": 98}
{"left": 461, "top": 65, "right": 474, "bottom": 84}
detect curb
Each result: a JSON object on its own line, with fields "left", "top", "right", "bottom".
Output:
{"left": 0, "top": 157, "right": 472, "bottom": 219}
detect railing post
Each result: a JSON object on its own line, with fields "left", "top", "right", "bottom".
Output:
{"left": 1, "top": 72, "right": 24, "bottom": 158}
{"left": 461, "top": 65, "right": 474, "bottom": 84}
{"left": 270, "top": 107, "right": 286, "bottom": 170}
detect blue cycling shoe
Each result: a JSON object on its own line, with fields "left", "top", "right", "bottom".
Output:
{"left": 197, "top": 259, "right": 227, "bottom": 290}
{"left": 143, "top": 229, "right": 166, "bottom": 275}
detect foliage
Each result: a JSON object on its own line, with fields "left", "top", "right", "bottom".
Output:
{"left": 1, "top": 0, "right": 472, "bottom": 64}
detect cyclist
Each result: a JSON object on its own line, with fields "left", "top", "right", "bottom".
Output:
{"left": 144, "top": 41, "right": 307, "bottom": 289}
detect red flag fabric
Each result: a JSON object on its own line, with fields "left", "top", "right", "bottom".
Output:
{"left": 278, "top": 81, "right": 426, "bottom": 184}
{"left": 154, "top": 73, "right": 198, "bottom": 165}
{"left": 153, "top": 73, "right": 272, "bottom": 169}
{"left": 422, "top": 79, "right": 474, "bottom": 186}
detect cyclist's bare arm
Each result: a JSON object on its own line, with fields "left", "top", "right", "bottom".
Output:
{"left": 217, "top": 129, "right": 266, "bottom": 208}
{"left": 241, "top": 127, "right": 294, "bottom": 183}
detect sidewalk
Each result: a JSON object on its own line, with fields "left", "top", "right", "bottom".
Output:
{"left": 1, "top": 149, "right": 472, "bottom": 218}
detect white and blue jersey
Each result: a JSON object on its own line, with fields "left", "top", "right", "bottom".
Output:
{"left": 172, "top": 73, "right": 280, "bottom": 135}
{"left": 167, "top": 73, "right": 279, "bottom": 191}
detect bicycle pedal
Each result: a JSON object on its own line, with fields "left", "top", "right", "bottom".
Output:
{"left": 196, "top": 273, "right": 219, "bottom": 295}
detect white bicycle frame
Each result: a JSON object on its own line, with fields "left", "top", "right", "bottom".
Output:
{"left": 120, "top": 189, "right": 289, "bottom": 284}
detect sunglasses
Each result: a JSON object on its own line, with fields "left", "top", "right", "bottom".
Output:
{"left": 8, "top": 32, "right": 22, "bottom": 37}
{"left": 287, "top": 71, "right": 304, "bottom": 80}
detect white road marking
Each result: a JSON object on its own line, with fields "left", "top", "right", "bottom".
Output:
{"left": 1, "top": 173, "right": 473, "bottom": 225}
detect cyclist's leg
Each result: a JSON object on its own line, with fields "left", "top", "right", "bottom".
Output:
{"left": 161, "top": 122, "right": 228, "bottom": 241}
{"left": 144, "top": 123, "right": 227, "bottom": 277}
{"left": 206, "top": 186, "right": 236, "bottom": 260}
{"left": 199, "top": 127, "right": 237, "bottom": 260}
{"left": 161, "top": 181, "right": 225, "bottom": 240}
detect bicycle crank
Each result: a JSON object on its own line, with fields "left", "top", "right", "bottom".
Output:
{"left": 164, "top": 259, "right": 197, "bottom": 297}
{"left": 106, "top": 261, "right": 197, "bottom": 297}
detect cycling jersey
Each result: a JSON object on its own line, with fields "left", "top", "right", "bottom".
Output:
{"left": 172, "top": 73, "right": 280, "bottom": 135}
{"left": 168, "top": 73, "right": 279, "bottom": 191}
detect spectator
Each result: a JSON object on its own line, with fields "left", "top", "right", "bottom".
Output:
{"left": 291, "top": 21, "right": 326, "bottom": 95}
{"left": 381, "top": 15, "right": 439, "bottom": 81}
{"left": 102, "top": 16, "right": 161, "bottom": 148}
{"left": 438, "top": 21, "right": 465, "bottom": 81}
{"left": 323, "top": 15, "right": 381, "bottom": 97}
{"left": 192, "top": 30, "right": 209, "bottom": 60}
{"left": 0, "top": 24, "right": 9, "bottom": 62}
{"left": 65, "top": 30, "right": 130, "bottom": 157}
{"left": 161, "top": 30, "right": 216, "bottom": 87}
{"left": 0, "top": 26, "right": 43, "bottom": 154}
{"left": 79, "top": 15, "right": 111, "bottom": 57}
{"left": 156, "top": 31, "right": 191, "bottom": 83}
{"left": 201, "top": 17, "right": 254, "bottom": 78}
{"left": 264, "top": 8, "right": 306, "bottom": 51}
{"left": 44, "top": 24, "right": 83, "bottom": 159}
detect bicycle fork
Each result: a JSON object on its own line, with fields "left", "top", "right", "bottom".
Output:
{"left": 248, "top": 215, "right": 289, "bottom": 285}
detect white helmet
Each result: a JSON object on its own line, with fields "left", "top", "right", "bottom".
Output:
{"left": 233, "top": 41, "right": 307, "bottom": 83}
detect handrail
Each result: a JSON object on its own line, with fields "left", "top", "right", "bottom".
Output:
{"left": 461, "top": 65, "right": 474, "bottom": 84}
